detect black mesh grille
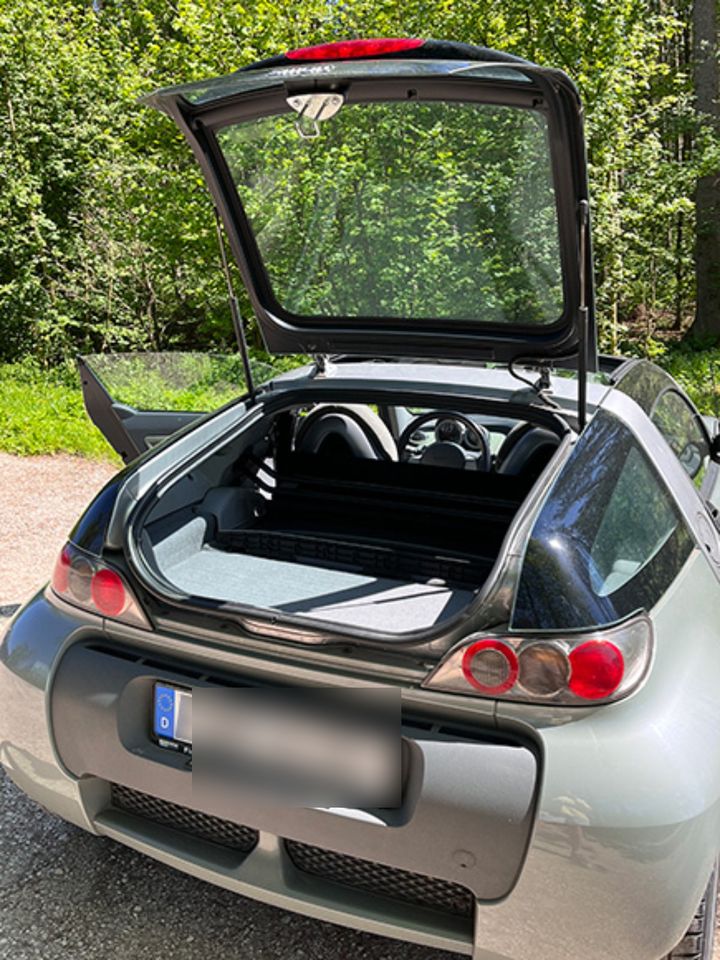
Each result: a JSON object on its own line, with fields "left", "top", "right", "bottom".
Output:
{"left": 110, "top": 784, "right": 258, "bottom": 853}
{"left": 285, "top": 839, "right": 475, "bottom": 918}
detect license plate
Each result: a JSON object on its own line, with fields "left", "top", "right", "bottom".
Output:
{"left": 151, "top": 682, "right": 401, "bottom": 807}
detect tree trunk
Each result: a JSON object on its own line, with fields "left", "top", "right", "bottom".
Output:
{"left": 690, "top": 0, "right": 720, "bottom": 338}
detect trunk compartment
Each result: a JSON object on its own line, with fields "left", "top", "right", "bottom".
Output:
{"left": 138, "top": 434, "right": 540, "bottom": 635}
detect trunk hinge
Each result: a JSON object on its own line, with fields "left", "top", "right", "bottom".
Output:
{"left": 213, "top": 207, "right": 257, "bottom": 404}
{"left": 577, "top": 199, "right": 590, "bottom": 431}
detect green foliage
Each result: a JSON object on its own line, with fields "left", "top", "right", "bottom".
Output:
{"left": 83, "top": 350, "right": 287, "bottom": 410}
{"left": 220, "top": 98, "right": 562, "bottom": 323}
{"left": 0, "top": 0, "right": 716, "bottom": 366}
{"left": 0, "top": 359, "right": 119, "bottom": 458}
{"left": 657, "top": 342, "right": 720, "bottom": 415}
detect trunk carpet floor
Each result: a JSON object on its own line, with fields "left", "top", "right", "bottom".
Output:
{"left": 165, "top": 546, "right": 472, "bottom": 632}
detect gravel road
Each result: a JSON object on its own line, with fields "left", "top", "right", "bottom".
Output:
{"left": 0, "top": 452, "right": 717, "bottom": 958}
{"left": 0, "top": 452, "right": 116, "bottom": 606}
{"left": 0, "top": 767, "right": 453, "bottom": 960}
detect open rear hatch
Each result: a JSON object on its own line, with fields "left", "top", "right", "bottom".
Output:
{"left": 143, "top": 38, "right": 596, "bottom": 370}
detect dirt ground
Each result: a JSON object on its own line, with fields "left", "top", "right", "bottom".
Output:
{"left": 0, "top": 452, "right": 116, "bottom": 606}
{"left": 0, "top": 451, "right": 718, "bottom": 958}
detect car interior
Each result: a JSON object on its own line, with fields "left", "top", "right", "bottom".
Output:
{"left": 138, "top": 401, "right": 562, "bottom": 635}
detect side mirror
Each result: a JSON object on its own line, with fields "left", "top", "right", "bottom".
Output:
{"left": 679, "top": 440, "right": 706, "bottom": 479}
{"left": 711, "top": 433, "right": 720, "bottom": 462}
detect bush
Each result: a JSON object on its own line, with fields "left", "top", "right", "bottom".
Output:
{"left": 0, "top": 0, "right": 713, "bottom": 363}
{"left": 658, "top": 345, "right": 720, "bottom": 417}
{"left": 0, "top": 359, "right": 117, "bottom": 458}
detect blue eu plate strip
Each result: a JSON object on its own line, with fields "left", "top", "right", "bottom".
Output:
{"left": 154, "top": 684, "right": 177, "bottom": 740}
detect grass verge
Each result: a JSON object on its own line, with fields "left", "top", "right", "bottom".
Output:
{"left": 657, "top": 345, "right": 720, "bottom": 416}
{"left": 0, "top": 362, "right": 118, "bottom": 459}
{"left": 0, "top": 352, "right": 302, "bottom": 460}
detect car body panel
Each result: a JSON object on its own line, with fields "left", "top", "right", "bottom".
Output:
{"left": 492, "top": 548, "right": 720, "bottom": 960}
{"left": 48, "top": 642, "right": 539, "bottom": 903}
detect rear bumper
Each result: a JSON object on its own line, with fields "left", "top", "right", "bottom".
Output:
{"left": 1, "top": 592, "right": 718, "bottom": 960}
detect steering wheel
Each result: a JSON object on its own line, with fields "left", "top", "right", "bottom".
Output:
{"left": 397, "top": 412, "right": 491, "bottom": 471}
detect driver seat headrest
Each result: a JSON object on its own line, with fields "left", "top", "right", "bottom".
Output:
{"left": 294, "top": 405, "right": 398, "bottom": 461}
{"left": 495, "top": 422, "right": 559, "bottom": 476}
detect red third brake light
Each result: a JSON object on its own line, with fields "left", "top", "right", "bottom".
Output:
{"left": 286, "top": 38, "right": 425, "bottom": 61}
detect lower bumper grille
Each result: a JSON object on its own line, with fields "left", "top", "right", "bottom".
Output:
{"left": 285, "top": 839, "right": 475, "bottom": 918}
{"left": 110, "top": 786, "right": 474, "bottom": 918}
{"left": 110, "top": 784, "right": 259, "bottom": 853}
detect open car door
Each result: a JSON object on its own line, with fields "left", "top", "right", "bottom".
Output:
{"left": 78, "top": 353, "right": 270, "bottom": 463}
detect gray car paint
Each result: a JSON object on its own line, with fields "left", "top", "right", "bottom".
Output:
{"left": 2, "top": 550, "right": 719, "bottom": 959}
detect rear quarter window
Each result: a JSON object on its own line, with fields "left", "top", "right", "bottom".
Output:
{"left": 614, "top": 359, "right": 711, "bottom": 487}
{"left": 512, "top": 410, "right": 693, "bottom": 630}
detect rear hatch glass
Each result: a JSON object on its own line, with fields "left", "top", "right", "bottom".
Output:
{"left": 217, "top": 99, "right": 563, "bottom": 326}
{"left": 145, "top": 49, "right": 593, "bottom": 363}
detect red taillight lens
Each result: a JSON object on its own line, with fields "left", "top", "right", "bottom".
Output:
{"left": 568, "top": 641, "right": 624, "bottom": 700}
{"left": 461, "top": 639, "right": 518, "bottom": 694}
{"left": 423, "top": 617, "right": 651, "bottom": 706}
{"left": 52, "top": 546, "right": 72, "bottom": 595}
{"left": 286, "top": 38, "right": 425, "bottom": 61}
{"left": 91, "top": 568, "right": 127, "bottom": 618}
{"left": 50, "top": 542, "right": 148, "bottom": 628}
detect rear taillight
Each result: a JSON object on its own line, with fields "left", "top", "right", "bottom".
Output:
{"left": 423, "top": 616, "right": 651, "bottom": 705}
{"left": 286, "top": 38, "right": 425, "bottom": 61}
{"left": 461, "top": 638, "right": 518, "bottom": 694}
{"left": 51, "top": 542, "right": 149, "bottom": 628}
{"left": 568, "top": 640, "right": 625, "bottom": 700}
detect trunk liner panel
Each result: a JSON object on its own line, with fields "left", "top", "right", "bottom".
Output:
{"left": 213, "top": 529, "right": 492, "bottom": 586}
{"left": 165, "top": 546, "right": 474, "bottom": 631}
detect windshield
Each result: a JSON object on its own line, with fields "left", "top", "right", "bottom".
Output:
{"left": 216, "top": 98, "right": 563, "bottom": 325}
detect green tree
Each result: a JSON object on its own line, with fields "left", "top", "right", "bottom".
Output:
{"left": 0, "top": 0, "right": 715, "bottom": 362}
{"left": 690, "top": 0, "right": 720, "bottom": 337}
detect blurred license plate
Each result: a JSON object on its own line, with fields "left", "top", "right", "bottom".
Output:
{"left": 152, "top": 683, "right": 400, "bottom": 807}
